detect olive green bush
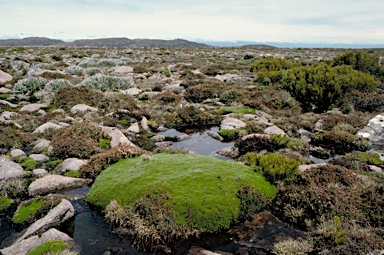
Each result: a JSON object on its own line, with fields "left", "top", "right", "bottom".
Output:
{"left": 52, "top": 85, "right": 104, "bottom": 110}
{"left": 245, "top": 152, "right": 301, "bottom": 184}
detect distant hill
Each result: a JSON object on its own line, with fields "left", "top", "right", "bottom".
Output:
{"left": 0, "top": 37, "right": 210, "bottom": 48}
{"left": 0, "top": 37, "right": 64, "bottom": 47}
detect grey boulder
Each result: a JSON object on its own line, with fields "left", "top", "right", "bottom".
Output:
{"left": 0, "top": 155, "right": 24, "bottom": 180}
{"left": 28, "top": 175, "right": 92, "bottom": 196}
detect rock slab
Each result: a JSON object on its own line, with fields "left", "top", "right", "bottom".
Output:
{"left": 1, "top": 228, "right": 74, "bottom": 255}
{"left": 16, "top": 199, "right": 75, "bottom": 242}
{"left": 357, "top": 114, "right": 384, "bottom": 145}
{"left": 28, "top": 175, "right": 92, "bottom": 196}
{"left": 0, "top": 155, "right": 24, "bottom": 180}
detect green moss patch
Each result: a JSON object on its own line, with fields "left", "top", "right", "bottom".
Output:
{"left": 27, "top": 240, "right": 68, "bottom": 255}
{"left": 0, "top": 196, "right": 11, "bottom": 211}
{"left": 218, "top": 106, "right": 256, "bottom": 115}
{"left": 12, "top": 199, "right": 44, "bottom": 224}
{"left": 88, "top": 153, "right": 275, "bottom": 247}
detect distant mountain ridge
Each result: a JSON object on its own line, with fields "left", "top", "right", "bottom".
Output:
{"left": 0, "top": 37, "right": 210, "bottom": 48}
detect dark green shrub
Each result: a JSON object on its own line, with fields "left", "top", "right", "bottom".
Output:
{"left": 280, "top": 64, "right": 379, "bottom": 112}
{"left": 170, "top": 105, "right": 220, "bottom": 130}
{"left": 184, "top": 84, "right": 217, "bottom": 103}
{"left": 40, "top": 71, "right": 70, "bottom": 80}
{"left": 51, "top": 54, "right": 63, "bottom": 61}
{"left": 250, "top": 56, "right": 294, "bottom": 73}
{"left": 245, "top": 152, "right": 300, "bottom": 184}
{"left": 219, "top": 90, "right": 243, "bottom": 104}
{"left": 333, "top": 50, "right": 381, "bottom": 76}
{"left": 51, "top": 123, "right": 105, "bottom": 159}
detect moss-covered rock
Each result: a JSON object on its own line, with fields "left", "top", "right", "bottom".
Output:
{"left": 87, "top": 153, "right": 275, "bottom": 249}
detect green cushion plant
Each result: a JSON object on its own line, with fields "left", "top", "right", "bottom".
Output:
{"left": 27, "top": 240, "right": 68, "bottom": 255}
{"left": 87, "top": 153, "right": 275, "bottom": 249}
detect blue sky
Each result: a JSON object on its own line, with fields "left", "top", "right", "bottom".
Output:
{"left": 1, "top": 0, "right": 383, "bottom": 44}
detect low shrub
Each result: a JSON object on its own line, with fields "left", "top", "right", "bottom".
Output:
{"left": 84, "top": 67, "right": 102, "bottom": 76}
{"left": 88, "top": 153, "right": 275, "bottom": 250}
{"left": 44, "top": 79, "right": 71, "bottom": 92}
{"left": 13, "top": 77, "right": 47, "bottom": 95}
{"left": 79, "top": 145, "right": 143, "bottom": 179}
{"left": 311, "top": 130, "right": 371, "bottom": 155}
{"left": 236, "top": 134, "right": 307, "bottom": 155}
{"left": 184, "top": 84, "right": 218, "bottom": 103}
{"left": 81, "top": 74, "right": 134, "bottom": 92}
{"left": 153, "top": 92, "right": 181, "bottom": 104}
{"left": 245, "top": 152, "right": 301, "bottom": 184}
{"left": 168, "top": 105, "right": 220, "bottom": 130}
{"left": 270, "top": 164, "right": 383, "bottom": 231}
{"left": 51, "top": 123, "right": 105, "bottom": 159}
{"left": 0, "top": 178, "right": 28, "bottom": 198}
{"left": 272, "top": 238, "right": 313, "bottom": 255}
{"left": 27, "top": 240, "right": 68, "bottom": 255}
{"left": 64, "top": 65, "right": 84, "bottom": 76}
{"left": 40, "top": 71, "right": 69, "bottom": 80}
{"left": 52, "top": 85, "right": 104, "bottom": 111}
{"left": 0, "top": 129, "right": 33, "bottom": 151}
{"left": 219, "top": 90, "right": 243, "bottom": 104}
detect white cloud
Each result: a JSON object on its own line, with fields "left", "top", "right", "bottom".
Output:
{"left": 0, "top": 0, "right": 383, "bottom": 43}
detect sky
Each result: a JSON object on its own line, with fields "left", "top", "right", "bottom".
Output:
{"left": 1, "top": 0, "right": 384, "bottom": 44}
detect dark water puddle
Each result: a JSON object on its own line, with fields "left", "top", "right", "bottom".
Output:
{"left": 158, "top": 127, "right": 234, "bottom": 159}
{"left": 71, "top": 200, "right": 141, "bottom": 255}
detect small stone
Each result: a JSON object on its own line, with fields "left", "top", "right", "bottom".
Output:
{"left": 70, "top": 104, "right": 98, "bottom": 114}
{"left": 141, "top": 116, "right": 150, "bottom": 131}
{"left": 0, "top": 156, "right": 24, "bottom": 180}
{"left": 19, "top": 103, "right": 48, "bottom": 113}
{"left": 220, "top": 117, "right": 246, "bottom": 130}
{"left": 33, "top": 139, "right": 51, "bottom": 153}
{"left": 10, "top": 149, "right": 27, "bottom": 159}
{"left": 1, "top": 111, "right": 18, "bottom": 120}
{"left": 32, "top": 122, "right": 63, "bottom": 134}
{"left": 368, "top": 165, "right": 383, "bottom": 173}
{"left": 54, "top": 158, "right": 88, "bottom": 174}
{"left": 32, "top": 168, "right": 48, "bottom": 177}
{"left": 0, "top": 70, "right": 13, "bottom": 84}
{"left": 127, "top": 122, "right": 140, "bottom": 133}
{"left": 29, "top": 154, "right": 49, "bottom": 162}
{"left": 264, "top": 125, "right": 285, "bottom": 135}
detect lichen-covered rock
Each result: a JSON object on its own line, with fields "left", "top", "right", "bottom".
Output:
{"left": 15, "top": 199, "right": 75, "bottom": 242}
{"left": 0, "top": 70, "right": 13, "bottom": 84}
{"left": 10, "top": 149, "right": 27, "bottom": 159}
{"left": 220, "top": 117, "right": 246, "bottom": 130}
{"left": 357, "top": 114, "right": 384, "bottom": 145}
{"left": 100, "top": 126, "right": 137, "bottom": 148}
{"left": 0, "top": 228, "right": 75, "bottom": 255}
{"left": 29, "top": 154, "right": 49, "bottom": 163}
{"left": 264, "top": 125, "right": 285, "bottom": 135}
{"left": 32, "top": 122, "right": 63, "bottom": 134}
{"left": 19, "top": 103, "right": 48, "bottom": 113}
{"left": 28, "top": 175, "right": 92, "bottom": 196}
{"left": 0, "top": 155, "right": 24, "bottom": 180}
{"left": 32, "top": 139, "right": 51, "bottom": 153}
{"left": 54, "top": 158, "right": 88, "bottom": 174}
{"left": 70, "top": 104, "right": 98, "bottom": 115}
